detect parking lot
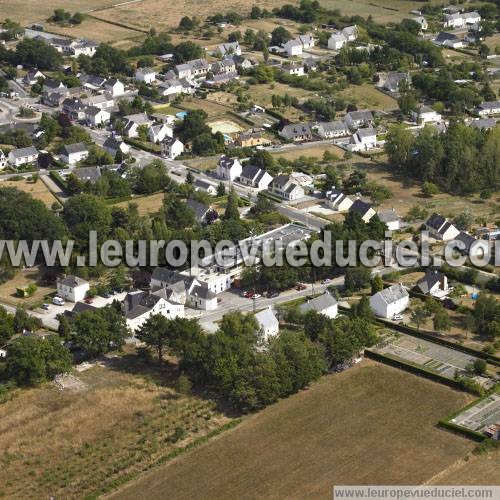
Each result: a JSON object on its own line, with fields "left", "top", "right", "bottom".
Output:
{"left": 373, "top": 331, "right": 478, "bottom": 379}
{"left": 450, "top": 393, "right": 500, "bottom": 432}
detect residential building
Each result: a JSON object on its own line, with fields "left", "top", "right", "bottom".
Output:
{"left": 279, "top": 123, "right": 313, "bottom": 142}
{"left": 72, "top": 166, "right": 101, "bottom": 184}
{"left": 433, "top": 32, "right": 464, "bottom": 49}
{"left": 0, "top": 149, "right": 7, "bottom": 169}
{"left": 415, "top": 270, "right": 449, "bottom": 297}
{"left": 326, "top": 189, "right": 353, "bottom": 212}
{"left": 175, "top": 59, "right": 209, "bottom": 79}
{"left": 255, "top": 307, "right": 279, "bottom": 341}
{"left": 234, "top": 129, "right": 270, "bottom": 148}
{"left": 378, "top": 209, "right": 401, "bottom": 231}
{"left": 80, "top": 74, "right": 106, "bottom": 91}
{"left": 412, "top": 16, "right": 428, "bottom": 31}
{"left": 103, "top": 135, "right": 130, "bottom": 157}
{"left": 345, "top": 110, "right": 374, "bottom": 129}
{"left": 104, "top": 78, "right": 125, "bottom": 97}
{"left": 135, "top": 67, "right": 156, "bottom": 84}
{"left": 179, "top": 267, "right": 231, "bottom": 295}
{"left": 147, "top": 123, "right": 173, "bottom": 143}
{"left": 342, "top": 25, "right": 358, "bottom": 42}
{"left": 62, "top": 97, "right": 87, "bottom": 121}
{"left": 211, "top": 57, "right": 237, "bottom": 75}
{"left": 186, "top": 199, "right": 218, "bottom": 224}
{"left": 370, "top": 284, "right": 409, "bottom": 319}
{"left": 425, "top": 213, "right": 460, "bottom": 241}
{"left": 350, "top": 127, "right": 378, "bottom": 151}
{"left": 8, "top": 146, "right": 38, "bottom": 167}
{"left": 298, "top": 33, "right": 315, "bottom": 49}
{"left": 316, "top": 121, "right": 350, "bottom": 138}
{"left": 444, "top": 11, "right": 481, "bottom": 29}
{"left": 283, "top": 38, "right": 303, "bottom": 56}
{"left": 411, "top": 105, "right": 442, "bottom": 124}
{"left": 23, "top": 69, "right": 45, "bottom": 85}
{"left": 85, "top": 106, "right": 110, "bottom": 126}
{"left": 239, "top": 165, "right": 273, "bottom": 191}
{"left": 123, "top": 113, "right": 152, "bottom": 138}
{"left": 269, "top": 174, "right": 305, "bottom": 201}
{"left": 160, "top": 137, "right": 184, "bottom": 159}
{"left": 83, "top": 92, "right": 114, "bottom": 111}
{"left": 217, "top": 155, "right": 243, "bottom": 181}
{"left": 194, "top": 179, "right": 217, "bottom": 196}
{"left": 60, "top": 142, "right": 89, "bottom": 165}
{"left": 328, "top": 32, "right": 347, "bottom": 50}
{"left": 468, "top": 118, "right": 497, "bottom": 130}
{"left": 455, "top": 231, "right": 490, "bottom": 259}
{"left": 123, "top": 289, "right": 184, "bottom": 331}
{"left": 56, "top": 275, "right": 90, "bottom": 302}
{"left": 217, "top": 41, "right": 242, "bottom": 56}
{"left": 299, "top": 292, "right": 338, "bottom": 318}
{"left": 476, "top": 101, "right": 500, "bottom": 117}
{"left": 377, "top": 71, "right": 410, "bottom": 93}
{"left": 281, "top": 63, "right": 305, "bottom": 76}
{"left": 350, "top": 199, "right": 376, "bottom": 223}
{"left": 43, "top": 79, "right": 67, "bottom": 94}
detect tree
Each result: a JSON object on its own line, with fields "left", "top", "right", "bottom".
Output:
{"left": 164, "top": 196, "right": 196, "bottom": 229}
{"left": 354, "top": 295, "right": 373, "bottom": 318}
{"left": 472, "top": 359, "right": 487, "bottom": 375}
{"left": 15, "top": 38, "right": 63, "bottom": 70}
{"left": 453, "top": 209, "right": 474, "bottom": 231}
{"left": 271, "top": 26, "right": 292, "bottom": 46}
{"left": 422, "top": 181, "right": 439, "bottom": 197}
{"left": 385, "top": 124, "right": 414, "bottom": 170}
{"left": 224, "top": 189, "right": 240, "bottom": 221}
{"left": 433, "top": 307, "right": 451, "bottom": 331}
{"left": 174, "top": 41, "right": 203, "bottom": 63}
{"left": 216, "top": 182, "right": 226, "bottom": 197}
{"left": 371, "top": 275, "right": 384, "bottom": 294}
{"left": 137, "top": 314, "right": 171, "bottom": 363}
{"left": 186, "top": 171, "right": 194, "bottom": 184}
{"left": 344, "top": 266, "right": 371, "bottom": 292}
{"left": 410, "top": 306, "right": 429, "bottom": 330}
{"left": 6, "top": 336, "right": 72, "bottom": 386}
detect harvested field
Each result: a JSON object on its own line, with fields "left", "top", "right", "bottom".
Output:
{"left": 0, "top": 360, "right": 232, "bottom": 499}
{"left": 0, "top": 178, "right": 58, "bottom": 208}
{"left": 272, "top": 144, "right": 345, "bottom": 161}
{"left": 113, "top": 193, "right": 165, "bottom": 216}
{"left": 338, "top": 83, "right": 398, "bottom": 111}
{"left": 109, "top": 362, "right": 473, "bottom": 500}
{"left": 1, "top": 0, "right": 117, "bottom": 25}
{"left": 0, "top": 267, "right": 55, "bottom": 307}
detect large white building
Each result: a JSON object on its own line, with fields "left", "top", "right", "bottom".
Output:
{"left": 57, "top": 275, "right": 90, "bottom": 303}
{"left": 217, "top": 155, "right": 243, "bottom": 181}
{"left": 370, "top": 284, "right": 409, "bottom": 319}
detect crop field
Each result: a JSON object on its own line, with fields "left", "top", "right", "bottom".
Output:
{"left": 272, "top": 144, "right": 345, "bottom": 161}
{"left": 114, "top": 193, "right": 165, "bottom": 215}
{"left": 109, "top": 362, "right": 473, "bottom": 500}
{"left": 0, "top": 178, "right": 58, "bottom": 208}
{"left": 0, "top": 359, "right": 232, "bottom": 499}
{"left": 1, "top": 0, "right": 117, "bottom": 25}
{"left": 338, "top": 83, "right": 398, "bottom": 111}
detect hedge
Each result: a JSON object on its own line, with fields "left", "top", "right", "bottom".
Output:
{"left": 49, "top": 170, "right": 66, "bottom": 191}
{"left": 124, "top": 138, "right": 161, "bottom": 154}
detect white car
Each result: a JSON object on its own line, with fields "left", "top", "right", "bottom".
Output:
{"left": 52, "top": 296, "right": 65, "bottom": 306}
{"left": 252, "top": 293, "right": 262, "bottom": 299}
{"left": 393, "top": 314, "right": 403, "bottom": 321}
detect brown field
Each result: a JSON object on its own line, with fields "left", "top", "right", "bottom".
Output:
{"left": 0, "top": 178, "right": 58, "bottom": 208}
{"left": 110, "top": 362, "right": 474, "bottom": 500}
{"left": 47, "top": 17, "right": 142, "bottom": 44}
{"left": 273, "top": 144, "right": 345, "bottom": 161}
{"left": 338, "top": 83, "right": 398, "bottom": 111}
{"left": 0, "top": 268, "right": 55, "bottom": 307}
{"left": 1, "top": 0, "right": 117, "bottom": 25}
{"left": 114, "top": 193, "right": 165, "bottom": 216}
{"left": 357, "top": 160, "right": 500, "bottom": 220}
{"left": 442, "top": 49, "right": 476, "bottom": 63}
{"left": 484, "top": 33, "right": 500, "bottom": 52}
{"left": 0, "top": 359, "right": 231, "bottom": 499}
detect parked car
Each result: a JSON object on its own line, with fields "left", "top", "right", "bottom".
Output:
{"left": 393, "top": 314, "right": 403, "bottom": 321}
{"left": 52, "top": 296, "right": 65, "bottom": 306}
{"left": 252, "top": 293, "right": 262, "bottom": 299}
{"left": 321, "top": 278, "right": 331, "bottom": 284}
{"left": 296, "top": 283, "right": 307, "bottom": 291}
{"left": 267, "top": 290, "right": 279, "bottom": 298}
{"left": 41, "top": 303, "right": 50, "bottom": 310}
{"left": 101, "top": 292, "right": 111, "bottom": 299}
{"left": 244, "top": 290, "right": 254, "bottom": 298}
{"left": 84, "top": 297, "right": 93, "bottom": 304}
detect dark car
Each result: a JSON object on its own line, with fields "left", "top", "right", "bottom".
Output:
{"left": 267, "top": 290, "right": 279, "bottom": 298}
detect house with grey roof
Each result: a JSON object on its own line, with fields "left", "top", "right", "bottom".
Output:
{"left": 135, "top": 67, "right": 156, "bottom": 84}
{"left": 299, "top": 292, "right": 338, "bottom": 318}
{"left": 475, "top": 101, "right": 500, "bottom": 117}
{"left": 377, "top": 71, "right": 410, "bottom": 93}
{"left": 239, "top": 164, "right": 273, "bottom": 191}
{"left": 123, "top": 112, "right": 152, "bottom": 138}
{"left": 194, "top": 179, "right": 217, "bottom": 195}
{"left": 72, "top": 166, "right": 102, "bottom": 184}
{"left": 328, "top": 32, "right": 347, "bottom": 50}
{"left": 56, "top": 275, "right": 89, "bottom": 302}
{"left": 468, "top": 118, "right": 497, "bottom": 130}
{"left": 186, "top": 199, "right": 218, "bottom": 224}
{"left": 342, "top": 25, "right": 358, "bottom": 41}
{"left": 349, "top": 199, "right": 376, "bottom": 223}
{"left": 345, "top": 110, "right": 374, "bottom": 130}
{"left": 8, "top": 146, "right": 39, "bottom": 167}
{"left": 378, "top": 209, "right": 401, "bottom": 231}
{"left": 454, "top": 231, "right": 490, "bottom": 259}
{"left": 255, "top": 306, "right": 279, "bottom": 340}
{"left": 433, "top": 32, "right": 464, "bottom": 48}
{"left": 316, "top": 121, "right": 349, "bottom": 139}
{"left": 60, "top": 142, "right": 89, "bottom": 165}
{"left": 283, "top": 38, "right": 304, "bottom": 56}
{"left": 415, "top": 270, "right": 449, "bottom": 297}
{"left": 160, "top": 137, "right": 184, "bottom": 159}
{"left": 425, "top": 213, "right": 460, "bottom": 241}
{"left": 217, "top": 41, "right": 241, "bottom": 56}
{"left": 350, "top": 127, "right": 378, "bottom": 151}
{"left": 217, "top": 155, "right": 243, "bottom": 181}
{"left": 410, "top": 105, "right": 442, "bottom": 124}
{"left": 103, "top": 135, "right": 130, "bottom": 157}
{"left": 269, "top": 174, "right": 305, "bottom": 201}
{"left": 370, "top": 284, "right": 409, "bottom": 319}
{"left": 326, "top": 189, "right": 353, "bottom": 212}
{"left": 279, "top": 123, "right": 313, "bottom": 142}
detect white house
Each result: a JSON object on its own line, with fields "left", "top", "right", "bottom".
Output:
{"left": 282, "top": 63, "right": 305, "bottom": 76}
{"left": 378, "top": 209, "right": 401, "bottom": 231}
{"left": 328, "top": 32, "right": 347, "bottom": 50}
{"left": 135, "top": 67, "right": 156, "bottom": 84}
{"left": 217, "top": 155, "right": 243, "bottom": 181}
{"left": 425, "top": 213, "right": 460, "bottom": 241}
{"left": 416, "top": 270, "right": 449, "bottom": 298}
{"left": 370, "top": 284, "right": 409, "bottom": 319}
{"left": 23, "top": 69, "right": 45, "bottom": 85}
{"left": 60, "top": 142, "right": 89, "bottom": 165}
{"left": 57, "top": 275, "right": 90, "bottom": 303}
{"left": 148, "top": 123, "right": 173, "bottom": 143}
{"left": 350, "top": 128, "right": 378, "bottom": 151}
{"left": 0, "top": 348, "right": 6, "bottom": 359}
{"left": 342, "top": 25, "right": 358, "bottom": 42}
{"left": 444, "top": 11, "right": 481, "bottom": 29}
{"left": 103, "top": 135, "right": 130, "bottom": 157}
{"left": 454, "top": 231, "right": 490, "bottom": 260}
{"left": 476, "top": 101, "right": 500, "bottom": 117}
{"left": 239, "top": 165, "right": 273, "bottom": 191}
{"left": 104, "top": 78, "right": 125, "bottom": 97}
{"left": 326, "top": 189, "right": 353, "bottom": 212}
{"left": 123, "top": 289, "right": 184, "bottom": 331}
{"left": 123, "top": 113, "right": 152, "bottom": 138}
{"left": 411, "top": 106, "right": 442, "bottom": 124}
{"left": 85, "top": 106, "right": 110, "bottom": 126}
{"left": 0, "top": 149, "right": 7, "bottom": 169}
{"left": 218, "top": 41, "right": 241, "bottom": 56}
{"left": 316, "top": 121, "right": 350, "bottom": 138}
{"left": 299, "top": 292, "right": 338, "bottom": 319}
{"left": 269, "top": 174, "right": 305, "bottom": 201}
{"left": 350, "top": 199, "right": 376, "bottom": 223}
{"left": 194, "top": 179, "right": 217, "bottom": 196}
{"left": 160, "top": 137, "right": 184, "bottom": 159}
{"left": 413, "top": 16, "right": 428, "bottom": 31}
{"left": 83, "top": 92, "right": 114, "bottom": 111}
{"left": 283, "top": 38, "right": 303, "bottom": 56}
{"left": 8, "top": 146, "right": 39, "bottom": 167}
{"left": 255, "top": 306, "right": 279, "bottom": 341}
{"left": 179, "top": 267, "right": 231, "bottom": 295}
{"left": 345, "top": 110, "right": 374, "bottom": 129}
{"left": 187, "top": 285, "right": 218, "bottom": 311}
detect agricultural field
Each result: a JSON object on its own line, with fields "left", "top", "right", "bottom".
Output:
{"left": 109, "top": 362, "right": 473, "bottom": 500}
{"left": 484, "top": 33, "right": 500, "bottom": 52}
{"left": 0, "top": 267, "right": 55, "bottom": 307}
{"left": 337, "top": 83, "right": 398, "bottom": 111}
{"left": 0, "top": 178, "right": 58, "bottom": 208}
{"left": 1, "top": 0, "right": 117, "bottom": 25}
{"left": 272, "top": 144, "right": 345, "bottom": 161}
{"left": 0, "top": 358, "right": 232, "bottom": 499}
{"left": 47, "top": 17, "right": 143, "bottom": 44}
{"left": 114, "top": 193, "right": 165, "bottom": 216}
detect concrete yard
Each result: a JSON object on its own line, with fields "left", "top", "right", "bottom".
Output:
{"left": 450, "top": 393, "right": 500, "bottom": 433}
